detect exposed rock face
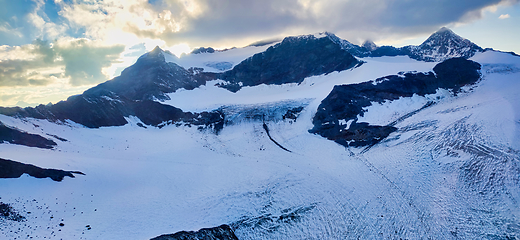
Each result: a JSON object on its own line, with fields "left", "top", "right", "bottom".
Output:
{"left": 0, "top": 158, "right": 84, "bottom": 182}
{"left": 151, "top": 224, "right": 238, "bottom": 240}
{"left": 0, "top": 122, "right": 56, "bottom": 149}
{"left": 218, "top": 34, "right": 362, "bottom": 92}
{"left": 310, "top": 57, "right": 482, "bottom": 147}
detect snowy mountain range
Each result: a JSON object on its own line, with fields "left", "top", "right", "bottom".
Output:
{"left": 328, "top": 27, "right": 483, "bottom": 61}
{"left": 1, "top": 28, "right": 519, "bottom": 240}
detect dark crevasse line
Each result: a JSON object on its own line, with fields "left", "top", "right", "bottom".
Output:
{"left": 262, "top": 123, "right": 292, "bottom": 153}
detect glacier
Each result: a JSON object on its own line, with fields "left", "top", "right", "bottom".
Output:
{"left": 0, "top": 33, "right": 519, "bottom": 239}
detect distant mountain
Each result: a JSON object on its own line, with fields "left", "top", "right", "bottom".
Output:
{"left": 405, "top": 27, "right": 483, "bottom": 62}
{"left": 362, "top": 40, "right": 378, "bottom": 51}
{"left": 329, "top": 27, "right": 483, "bottom": 62}
{"left": 190, "top": 47, "right": 216, "bottom": 54}
{"left": 0, "top": 28, "right": 487, "bottom": 143}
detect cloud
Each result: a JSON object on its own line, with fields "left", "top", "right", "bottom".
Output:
{"left": 55, "top": 39, "right": 125, "bottom": 86}
{"left": 0, "top": 39, "right": 125, "bottom": 87}
{"left": 53, "top": 0, "right": 519, "bottom": 48}
{"left": 499, "top": 13, "right": 511, "bottom": 18}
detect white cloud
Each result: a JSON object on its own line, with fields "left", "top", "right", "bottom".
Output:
{"left": 499, "top": 13, "right": 511, "bottom": 19}
{"left": 0, "top": 23, "right": 23, "bottom": 38}
{"left": 0, "top": 39, "right": 125, "bottom": 88}
{"left": 27, "top": 0, "right": 69, "bottom": 40}
{"left": 57, "top": 0, "right": 189, "bottom": 48}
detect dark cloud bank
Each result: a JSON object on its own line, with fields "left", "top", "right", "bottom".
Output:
{"left": 146, "top": 0, "right": 517, "bottom": 45}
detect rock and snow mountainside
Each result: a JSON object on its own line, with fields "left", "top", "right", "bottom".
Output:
{"left": 311, "top": 57, "right": 482, "bottom": 147}
{"left": 0, "top": 47, "right": 224, "bottom": 129}
{"left": 218, "top": 34, "right": 361, "bottom": 92}
{"left": 1, "top": 29, "right": 520, "bottom": 240}
{"left": 406, "top": 27, "right": 483, "bottom": 62}
{"left": 0, "top": 32, "right": 360, "bottom": 130}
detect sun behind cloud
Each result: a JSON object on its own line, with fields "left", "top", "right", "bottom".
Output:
{"left": 168, "top": 43, "right": 192, "bottom": 57}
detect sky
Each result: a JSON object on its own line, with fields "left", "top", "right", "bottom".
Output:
{"left": 0, "top": 0, "right": 519, "bottom": 107}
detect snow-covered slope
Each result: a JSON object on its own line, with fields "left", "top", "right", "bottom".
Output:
{"left": 0, "top": 31, "right": 519, "bottom": 239}
{"left": 163, "top": 44, "right": 276, "bottom": 73}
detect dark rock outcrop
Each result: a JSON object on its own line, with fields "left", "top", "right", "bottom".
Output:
{"left": 310, "top": 57, "right": 481, "bottom": 147}
{"left": 0, "top": 158, "right": 84, "bottom": 182}
{"left": 0, "top": 202, "right": 25, "bottom": 222}
{"left": 218, "top": 34, "right": 362, "bottom": 92}
{"left": 0, "top": 122, "right": 56, "bottom": 149}
{"left": 151, "top": 224, "right": 238, "bottom": 240}
{"left": 0, "top": 97, "right": 224, "bottom": 129}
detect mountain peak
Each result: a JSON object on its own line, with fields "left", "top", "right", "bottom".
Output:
{"left": 362, "top": 40, "right": 378, "bottom": 51}
{"left": 151, "top": 45, "right": 163, "bottom": 53}
{"left": 436, "top": 27, "right": 453, "bottom": 34}
{"left": 411, "top": 27, "right": 482, "bottom": 61}
{"left": 421, "top": 27, "right": 464, "bottom": 46}
{"left": 136, "top": 46, "right": 167, "bottom": 64}
{"left": 148, "top": 46, "right": 164, "bottom": 57}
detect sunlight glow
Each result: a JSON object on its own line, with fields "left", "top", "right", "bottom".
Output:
{"left": 168, "top": 43, "right": 191, "bottom": 57}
